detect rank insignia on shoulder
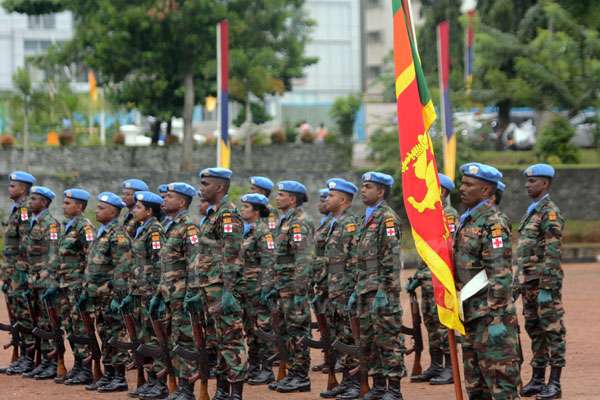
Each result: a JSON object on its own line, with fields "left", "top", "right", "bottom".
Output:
{"left": 20, "top": 208, "right": 28, "bottom": 221}
{"left": 548, "top": 211, "right": 557, "bottom": 221}
{"left": 491, "top": 223, "right": 503, "bottom": 237}
{"left": 345, "top": 223, "right": 357, "bottom": 233}
{"left": 151, "top": 232, "right": 160, "bottom": 241}
{"left": 292, "top": 224, "right": 302, "bottom": 233}
{"left": 223, "top": 217, "right": 232, "bottom": 224}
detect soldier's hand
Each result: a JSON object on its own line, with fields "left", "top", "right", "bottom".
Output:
{"left": 41, "top": 286, "right": 58, "bottom": 301}
{"left": 537, "top": 289, "right": 553, "bottom": 305}
{"left": 405, "top": 277, "right": 420, "bottom": 293}
{"left": 148, "top": 295, "right": 163, "bottom": 316}
{"left": 487, "top": 322, "right": 507, "bottom": 345}
{"left": 119, "top": 294, "right": 133, "bottom": 312}
{"left": 371, "top": 288, "right": 390, "bottom": 313}
{"left": 346, "top": 291, "right": 357, "bottom": 312}
{"left": 183, "top": 292, "right": 203, "bottom": 314}
{"left": 110, "top": 298, "right": 121, "bottom": 313}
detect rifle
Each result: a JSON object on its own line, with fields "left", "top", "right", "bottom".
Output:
{"left": 401, "top": 291, "right": 424, "bottom": 377}
{"left": 24, "top": 290, "right": 42, "bottom": 366}
{"left": 136, "top": 313, "right": 177, "bottom": 393}
{"left": 255, "top": 305, "right": 287, "bottom": 382}
{"left": 332, "top": 317, "right": 369, "bottom": 396}
{"left": 0, "top": 286, "right": 20, "bottom": 362}
{"left": 302, "top": 298, "right": 338, "bottom": 390}
{"left": 108, "top": 304, "right": 146, "bottom": 389}
{"left": 32, "top": 298, "right": 66, "bottom": 379}
{"left": 69, "top": 300, "right": 103, "bottom": 383}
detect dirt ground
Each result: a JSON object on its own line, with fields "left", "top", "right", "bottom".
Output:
{"left": 0, "top": 263, "right": 598, "bottom": 400}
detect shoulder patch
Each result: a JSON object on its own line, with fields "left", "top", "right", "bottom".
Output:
{"left": 345, "top": 223, "right": 357, "bottom": 233}
{"left": 292, "top": 224, "right": 302, "bottom": 233}
{"left": 265, "top": 233, "right": 275, "bottom": 249}
{"left": 548, "top": 211, "right": 557, "bottom": 221}
{"left": 223, "top": 217, "right": 232, "bottom": 224}
{"left": 116, "top": 233, "right": 127, "bottom": 245}
{"left": 268, "top": 216, "right": 277, "bottom": 230}
{"left": 49, "top": 223, "right": 58, "bottom": 240}
{"left": 84, "top": 226, "right": 94, "bottom": 242}
{"left": 20, "top": 208, "right": 28, "bottom": 221}
{"left": 187, "top": 225, "right": 199, "bottom": 244}
{"left": 384, "top": 217, "right": 395, "bottom": 228}
{"left": 491, "top": 223, "right": 503, "bottom": 237}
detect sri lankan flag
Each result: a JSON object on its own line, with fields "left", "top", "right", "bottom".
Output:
{"left": 392, "top": 0, "right": 464, "bottom": 334}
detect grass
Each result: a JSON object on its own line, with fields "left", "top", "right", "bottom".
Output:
{"left": 476, "top": 149, "right": 600, "bottom": 169}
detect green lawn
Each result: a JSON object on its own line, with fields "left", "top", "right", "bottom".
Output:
{"left": 476, "top": 149, "right": 600, "bottom": 169}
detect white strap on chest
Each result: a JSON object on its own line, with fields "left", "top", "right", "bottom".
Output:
{"left": 459, "top": 270, "right": 489, "bottom": 320}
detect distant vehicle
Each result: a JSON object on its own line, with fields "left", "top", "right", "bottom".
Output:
{"left": 120, "top": 125, "right": 152, "bottom": 146}
{"left": 570, "top": 110, "right": 597, "bottom": 148}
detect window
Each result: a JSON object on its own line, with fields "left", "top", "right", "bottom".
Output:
{"left": 28, "top": 15, "right": 56, "bottom": 29}
{"left": 368, "top": 66, "right": 382, "bottom": 79}
{"left": 24, "top": 40, "right": 52, "bottom": 56}
{"left": 367, "top": 30, "right": 382, "bottom": 43}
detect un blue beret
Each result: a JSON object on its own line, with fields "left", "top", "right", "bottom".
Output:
{"left": 122, "top": 179, "right": 148, "bottom": 191}
{"left": 199, "top": 167, "right": 233, "bottom": 180}
{"left": 250, "top": 176, "right": 274, "bottom": 191}
{"left": 327, "top": 178, "right": 358, "bottom": 196}
{"left": 438, "top": 173, "right": 455, "bottom": 192}
{"left": 64, "top": 188, "right": 91, "bottom": 202}
{"left": 241, "top": 193, "right": 269, "bottom": 207}
{"left": 460, "top": 162, "right": 502, "bottom": 185}
{"left": 31, "top": 186, "right": 55, "bottom": 201}
{"left": 524, "top": 163, "right": 555, "bottom": 178}
{"left": 157, "top": 184, "right": 168, "bottom": 194}
{"left": 497, "top": 181, "right": 506, "bottom": 192}
{"left": 167, "top": 182, "right": 197, "bottom": 198}
{"left": 319, "top": 188, "right": 329, "bottom": 198}
{"left": 135, "top": 191, "right": 164, "bottom": 206}
{"left": 9, "top": 171, "right": 36, "bottom": 185}
{"left": 278, "top": 180, "right": 307, "bottom": 195}
{"left": 97, "top": 192, "right": 126, "bottom": 209}
{"left": 362, "top": 171, "right": 394, "bottom": 187}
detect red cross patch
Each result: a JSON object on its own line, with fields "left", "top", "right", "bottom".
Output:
{"left": 20, "top": 209, "right": 28, "bottom": 221}
{"left": 85, "top": 232, "right": 94, "bottom": 242}
{"left": 50, "top": 232, "right": 58, "bottom": 240}
{"left": 449, "top": 224, "right": 456, "bottom": 233}
{"left": 152, "top": 241, "right": 161, "bottom": 250}
{"left": 293, "top": 233, "right": 302, "bottom": 242}
{"left": 492, "top": 237, "right": 503, "bottom": 249}
{"left": 223, "top": 224, "right": 233, "bottom": 233}
{"left": 386, "top": 227, "right": 396, "bottom": 237}
{"left": 269, "top": 221, "right": 276, "bottom": 229}
{"left": 189, "top": 235, "right": 198, "bottom": 244}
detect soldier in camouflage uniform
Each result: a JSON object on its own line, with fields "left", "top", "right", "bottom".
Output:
{"left": 266, "top": 180, "right": 315, "bottom": 393}
{"left": 187, "top": 168, "right": 247, "bottom": 400}
{"left": 516, "top": 164, "right": 565, "bottom": 400}
{"left": 20, "top": 186, "right": 60, "bottom": 380}
{"left": 249, "top": 176, "right": 279, "bottom": 232}
{"left": 83, "top": 192, "right": 133, "bottom": 393}
{"left": 1, "top": 171, "right": 35, "bottom": 375}
{"left": 318, "top": 178, "right": 360, "bottom": 400}
{"left": 455, "top": 163, "right": 520, "bottom": 400}
{"left": 350, "top": 171, "right": 405, "bottom": 400}
{"left": 120, "top": 178, "right": 149, "bottom": 237}
{"left": 238, "top": 193, "right": 276, "bottom": 386}
{"left": 151, "top": 182, "right": 199, "bottom": 400}
{"left": 55, "top": 188, "right": 95, "bottom": 386}
{"left": 407, "top": 173, "right": 458, "bottom": 385}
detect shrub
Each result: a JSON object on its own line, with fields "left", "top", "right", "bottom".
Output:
{"left": 58, "top": 131, "right": 74, "bottom": 146}
{"left": 113, "top": 132, "right": 125, "bottom": 145}
{"left": 535, "top": 114, "right": 580, "bottom": 164}
{"left": 271, "top": 128, "right": 285, "bottom": 144}
{"left": 0, "top": 134, "right": 15, "bottom": 149}
{"left": 330, "top": 94, "right": 362, "bottom": 142}
{"left": 300, "top": 130, "right": 315, "bottom": 143}
{"left": 284, "top": 121, "right": 297, "bottom": 143}
{"left": 165, "top": 134, "right": 180, "bottom": 145}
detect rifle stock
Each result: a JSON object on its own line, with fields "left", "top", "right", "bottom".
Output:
{"left": 121, "top": 311, "right": 146, "bottom": 388}
{"left": 189, "top": 309, "right": 209, "bottom": 400}
{"left": 314, "top": 310, "right": 338, "bottom": 390}
{"left": 349, "top": 316, "right": 369, "bottom": 396}
{"left": 1, "top": 291, "right": 19, "bottom": 362}
{"left": 271, "top": 309, "right": 287, "bottom": 381}
{"left": 150, "top": 317, "right": 177, "bottom": 394}
{"left": 80, "top": 309, "right": 103, "bottom": 383}
{"left": 25, "top": 291, "right": 41, "bottom": 366}
{"left": 45, "top": 300, "right": 67, "bottom": 379}
{"left": 408, "top": 292, "right": 423, "bottom": 377}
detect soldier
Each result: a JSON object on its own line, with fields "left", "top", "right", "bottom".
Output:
{"left": 455, "top": 163, "right": 520, "bottom": 400}
{"left": 494, "top": 181, "right": 506, "bottom": 205}
{"left": 126, "top": 191, "right": 167, "bottom": 399}
{"left": 318, "top": 178, "right": 360, "bottom": 400}
{"left": 21, "top": 186, "right": 60, "bottom": 380}
{"left": 266, "top": 180, "right": 314, "bottom": 393}
{"left": 55, "top": 188, "right": 96, "bottom": 386}
{"left": 406, "top": 173, "right": 458, "bottom": 385}
{"left": 249, "top": 176, "right": 279, "bottom": 232}
{"left": 120, "top": 178, "right": 149, "bottom": 237}
{"left": 151, "top": 182, "right": 199, "bottom": 400}
{"left": 516, "top": 164, "right": 565, "bottom": 400}
{"left": 83, "top": 192, "right": 132, "bottom": 393}
{"left": 157, "top": 184, "right": 169, "bottom": 223}
{"left": 1, "top": 171, "right": 36, "bottom": 375}
{"left": 349, "top": 171, "right": 405, "bottom": 400}
{"left": 238, "top": 193, "right": 276, "bottom": 386}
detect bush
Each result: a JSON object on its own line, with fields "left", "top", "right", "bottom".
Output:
{"left": 0, "top": 134, "right": 15, "bottom": 149}
{"left": 535, "top": 114, "right": 580, "bottom": 164}
{"left": 300, "top": 131, "right": 315, "bottom": 143}
{"left": 113, "top": 132, "right": 125, "bottom": 145}
{"left": 324, "top": 132, "right": 339, "bottom": 144}
{"left": 284, "top": 121, "right": 297, "bottom": 143}
{"left": 58, "top": 131, "right": 74, "bottom": 146}
{"left": 330, "top": 94, "right": 362, "bottom": 141}
{"left": 252, "top": 131, "right": 270, "bottom": 145}
{"left": 271, "top": 128, "right": 285, "bottom": 144}
{"left": 165, "top": 134, "right": 180, "bottom": 145}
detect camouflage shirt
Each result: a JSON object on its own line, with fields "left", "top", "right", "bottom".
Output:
{"left": 240, "top": 220, "right": 275, "bottom": 289}
{"left": 2, "top": 197, "right": 31, "bottom": 279}
{"left": 131, "top": 216, "right": 164, "bottom": 297}
{"left": 263, "top": 204, "right": 279, "bottom": 233}
{"left": 313, "top": 214, "right": 333, "bottom": 296}
{"left": 120, "top": 208, "right": 139, "bottom": 238}
{"left": 517, "top": 195, "right": 564, "bottom": 290}
{"left": 21, "top": 208, "right": 60, "bottom": 289}
{"left": 56, "top": 215, "right": 95, "bottom": 288}
{"left": 84, "top": 218, "right": 132, "bottom": 298}
{"left": 355, "top": 201, "right": 402, "bottom": 295}
{"left": 454, "top": 200, "right": 513, "bottom": 323}
{"left": 324, "top": 208, "right": 358, "bottom": 300}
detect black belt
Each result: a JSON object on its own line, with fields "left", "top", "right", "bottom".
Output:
{"left": 276, "top": 255, "right": 295, "bottom": 264}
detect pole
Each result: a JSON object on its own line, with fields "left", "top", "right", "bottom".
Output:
{"left": 448, "top": 330, "right": 464, "bottom": 400}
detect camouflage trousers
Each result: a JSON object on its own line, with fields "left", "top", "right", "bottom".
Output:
{"left": 462, "top": 315, "right": 521, "bottom": 400}
{"left": 240, "top": 281, "right": 272, "bottom": 367}
{"left": 358, "top": 290, "right": 406, "bottom": 378}
{"left": 57, "top": 287, "right": 89, "bottom": 359}
{"left": 166, "top": 294, "right": 194, "bottom": 378}
{"left": 421, "top": 285, "right": 449, "bottom": 355}
{"left": 91, "top": 295, "right": 128, "bottom": 367}
{"left": 522, "top": 281, "right": 566, "bottom": 368}
{"left": 130, "top": 294, "right": 164, "bottom": 374}
{"left": 326, "top": 294, "right": 357, "bottom": 370}
{"left": 8, "top": 270, "right": 36, "bottom": 349}
{"left": 278, "top": 287, "right": 311, "bottom": 376}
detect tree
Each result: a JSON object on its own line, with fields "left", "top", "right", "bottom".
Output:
{"left": 330, "top": 94, "right": 362, "bottom": 144}
{"left": 2, "top": 0, "right": 64, "bottom": 14}
{"left": 535, "top": 114, "right": 580, "bottom": 163}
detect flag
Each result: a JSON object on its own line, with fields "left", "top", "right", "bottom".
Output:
{"left": 465, "top": 9, "right": 475, "bottom": 95}
{"left": 437, "top": 21, "right": 456, "bottom": 180}
{"left": 88, "top": 70, "right": 98, "bottom": 103}
{"left": 392, "top": 0, "right": 464, "bottom": 334}
{"left": 216, "top": 20, "right": 230, "bottom": 169}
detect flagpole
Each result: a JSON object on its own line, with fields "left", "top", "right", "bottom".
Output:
{"left": 216, "top": 22, "right": 222, "bottom": 167}
{"left": 448, "top": 331, "right": 464, "bottom": 400}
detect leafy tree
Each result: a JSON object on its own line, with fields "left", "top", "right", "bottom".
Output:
{"left": 535, "top": 114, "right": 580, "bottom": 163}
{"left": 2, "top": 0, "right": 64, "bottom": 14}
{"left": 330, "top": 94, "right": 362, "bottom": 144}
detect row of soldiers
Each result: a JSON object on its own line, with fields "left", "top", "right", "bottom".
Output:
{"left": 0, "top": 160, "right": 566, "bottom": 400}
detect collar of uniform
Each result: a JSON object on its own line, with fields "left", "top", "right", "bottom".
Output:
{"left": 64, "top": 217, "right": 77, "bottom": 233}
{"left": 527, "top": 193, "right": 550, "bottom": 215}
{"left": 279, "top": 207, "right": 295, "bottom": 224}
{"left": 173, "top": 209, "right": 189, "bottom": 222}
{"left": 98, "top": 217, "right": 119, "bottom": 237}
{"left": 364, "top": 200, "right": 384, "bottom": 224}
{"left": 468, "top": 199, "right": 493, "bottom": 221}
{"left": 135, "top": 216, "right": 156, "bottom": 239}
{"left": 319, "top": 213, "right": 332, "bottom": 228}
{"left": 31, "top": 208, "right": 49, "bottom": 225}
{"left": 243, "top": 222, "right": 253, "bottom": 237}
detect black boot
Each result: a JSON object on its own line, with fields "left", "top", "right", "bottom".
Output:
{"left": 320, "top": 370, "right": 351, "bottom": 398}
{"left": 276, "top": 372, "right": 311, "bottom": 393}
{"left": 381, "top": 377, "right": 403, "bottom": 400}
{"left": 248, "top": 366, "right": 275, "bottom": 385}
{"left": 129, "top": 372, "right": 153, "bottom": 398}
{"left": 363, "top": 374, "right": 387, "bottom": 400}
{"left": 229, "top": 381, "right": 243, "bottom": 400}
{"left": 536, "top": 367, "right": 562, "bottom": 400}
{"left": 213, "top": 375, "right": 231, "bottom": 400}
{"left": 65, "top": 361, "right": 93, "bottom": 385}
{"left": 247, "top": 359, "right": 261, "bottom": 381}
{"left": 268, "top": 375, "right": 292, "bottom": 391}
{"left": 139, "top": 377, "right": 168, "bottom": 400}
{"left": 410, "top": 351, "right": 443, "bottom": 382}
{"left": 56, "top": 356, "right": 82, "bottom": 383}
{"left": 86, "top": 365, "right": 112, "bottom": 391}
{"left": 98, "top": 364, "right": 129, "bottom": 392}
{"left": 34, "top": 359, "right": 57, "bottom": 380}
{"left": 430, "top": 354, "right": 453, "bottom": 385}
{"left": 176, "top": 378, "right": 195, "bottom": 400}
{"left": 336, "top": 373, "right": 361, "bottom": 400}
{"left": 520, "top": 367, "right": 546, "bottom": 397}
{"left": 22, "top": 356, "right": 49, "bottom": 378}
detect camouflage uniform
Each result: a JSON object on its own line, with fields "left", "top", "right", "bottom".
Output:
{"left": 264, "top": 204, "right": 279, "bottom": 233}
{"left": 355, "top": 201, "right": 405, "bottom": 378}
{"left": 454, "top": 200, "right": 520, "bottom": 400}
{"left": 517, "top": 195, "right": 566, "bottom": 368}
{"left": 313, "top": 214, "right": 332, "bottom": 303}
{"left": 268, "top": 207, "right": 314, "bottom": 377}
{"left": 84, "top": 218, "right": 132, "bottom": 367}
{"left": 187, "top": 196, "right": 248, "bottom": 382}
{"left": 156, "top": 210, "right": 199, "bottom": 378}
{"left": 56, "top": 215, "right": 95, "bottom": 360}
{"left": 120, "top": 208, "right": 138, "bottom": 239}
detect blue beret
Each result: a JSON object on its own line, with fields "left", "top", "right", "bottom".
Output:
{"left": 438, "top": 173, "right": 455, "bottom": 192}
{"left": 250, "top": 176, "right": 274, "bottom": 191}
{"left": 199, "top": 167, "right": 233, "bottom": 180}
{"left": 9, "top": 171, "right": 36, "bottom": 185}
{"left": 157, "top": 184, "right": 168, "bottom": 194}
{"left": 31, "top": 186, "right": 55, "bottom": 201}
{"left": 241, "top": 193, "right": 269, "bottom": 207}
{"left": 327, "top": 178, "right": 358, "bottom": 196}
{"left": 460, "top": 162, "right": 503, "bottom": 185}
{"left": 319, "top": 188, "right": 329, "bottom": 198}
{"left": 497, "top": 181, "right": 506, "bottom": 192}
{"left": 64, "top": 188, "right": 90, "bottom": 202}
{"left": 277, "top": 180, "right": 307, "bottom": 195}
{"left": 524, "top": 163, "right": 555, "bottom": 178}
{"left": 362, "top": 171, "right": 394, "bottom": 187}
{"left": 135, "top": 191, "right": 164, "bottom": 206}
{"left": 122, "top": 179, "right": 148, "bottom": 191}
{"left": 97, "top": 192, "right": 126, "bottom": 209}
{"left": 167, "top": 182, "right": 197, "bottom": 198}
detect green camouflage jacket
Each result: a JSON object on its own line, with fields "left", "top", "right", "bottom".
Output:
{"left": 517, "top": 195, "right": 564, "bottom": 290}
{"left": 21, "top": 209, "right": 60, "bottom": 289}
{"left": 355, "top": 201, "right": 402, "bottom": 296}
{"left": 240, "top": 220, "right": 275, "bottom": 292}
{"left": 323, "top": 208, "right": 358, "bottom": 300}
{"left": 2, "top": 197, "right": 31, "bottom": 280}
{"left": 264, "top": 204, "right": 279, "bottom": 233}
{"left": 454, "top": 200, "right": 513, "bottom": 323}
{"left": 131, "top": 216, "right": 164, "bottom": 297}
{"left": 120, "top": 208, "right": 139, "bottom": 238}
{"left": 313, "top": 214, "right": 333, "bottom": 296}
{"left": 56, "top": 215, "right": 95, "bottom": 288}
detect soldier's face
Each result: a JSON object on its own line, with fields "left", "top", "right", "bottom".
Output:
{"left": 8, "top": 181, "right": 27, "bottom": 200}
{"left": 28, "top": 194, "right": 48, "bottom": 213}
{"left": 360, "top": 182, "right": 384, "bottom": 206}
{"left": 459, "top": 176, "right": 492, "bottom": 208}
{"left": 200, "top": 178, "right": 222, "bottom": 203}
{"left": 240, "top": 202, "right": 259, "bottom": 222}
{"left": 276, "top": 191, "right": 294, "bottom": 211}
{"left": 326, "top": 190, "right": 347, "bottom": 213}
{"left": 96, "top": 202, "right": 118, "bottom": 224}
{"left": 163, "top": 192, "right": 186, "bottom": 214}
{"left": 525, "top": 177, "right": 549, "bottom": 199}
{"left": 318, "top": 197, "right": 329, "bottom": 215}
{"left": 63, "top": 197, "right": 83, "bottom": 218}
{"left": 121, "top": 188, "right": 135, "bottom": 208}
{"left": 250, "top": 184, "right": 269, "bottom": 197}
{"left": 132, "top": 201, "right": 151, "bottom": 222}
